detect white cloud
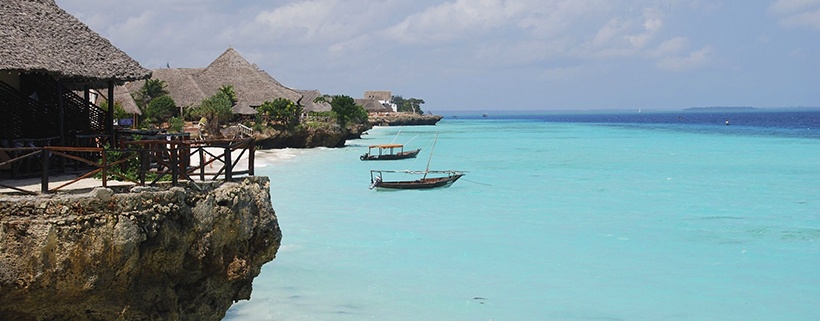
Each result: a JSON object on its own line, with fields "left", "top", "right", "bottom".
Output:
{"left": 649, "top": 37, "right": 689, "bottom": 58}
{"left": 656, "top": 45, "right": 713, "bottom": 72}
{"left": 383, "top": 0, "right": 511, "bottom": 44}
{"left": 778, "top": 8, "right": 820, "bottom": 30}
{"left": 770, "top": 0, "right": 820, "bottom": 30}
{"left": 253, "top": 0, "right": 349, "bottom": 43}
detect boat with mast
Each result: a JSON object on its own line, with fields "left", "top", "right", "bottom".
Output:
{"left": 360, "top": 130, "right": 421, "bottom": 161}
{"left": 369, "top": 134, "right": 464, "bottom": 189}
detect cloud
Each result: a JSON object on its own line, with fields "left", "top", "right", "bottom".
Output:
{"left": 770, "top": 0, "right": 820, "bottom": 30}
{"left": 778, "top": 8, "right": 820, "bottom": 30}
{"left": 252, "top": 0, "right": 353, "bottom": 44}
{"left": 382, "top": 0, "right": 511, "bottom": 44}
{"left": 656, "top": 45, "right": 713, "bottom": 72}
{"left": 649, "top": 37, "right": 689, "bottom": 58}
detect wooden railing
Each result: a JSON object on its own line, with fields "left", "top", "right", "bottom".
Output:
{"left": 0, "top": 138, "right": 255, "bottom": 195}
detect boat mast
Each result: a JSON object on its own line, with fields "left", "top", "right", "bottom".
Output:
{"left": 423, "top": 134, "right": 438, "bottom": 179}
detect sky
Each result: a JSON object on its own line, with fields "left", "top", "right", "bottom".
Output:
{"left": 56, "top": 0, "right": 820, "bottom": 111}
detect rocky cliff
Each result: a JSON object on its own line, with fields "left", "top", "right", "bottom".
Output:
{"left": 255, "top": 122, "right": 372, "bottom": 149}
{"left": 368, "top": 114, "right": 442, "bottom": 126}
{"left": 0, "top": 177, "right": 281, "bottom": 321}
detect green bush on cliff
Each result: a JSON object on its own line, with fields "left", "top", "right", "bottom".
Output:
{"left": 258, "top": 98, "right": 302, "bottom": 129}
{"left": 330, "top": 95, "right": 367, "bottom": 126}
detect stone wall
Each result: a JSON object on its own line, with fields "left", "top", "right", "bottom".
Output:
{"left": 0, "top": 177, "right": 281, "bottom": 321}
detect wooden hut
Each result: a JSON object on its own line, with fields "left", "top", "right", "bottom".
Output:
{"left": 0, "top": 0, "right": 151, "bottom": 144}
{"left": 128, "top": 48, "right": 326, "bottom": 117}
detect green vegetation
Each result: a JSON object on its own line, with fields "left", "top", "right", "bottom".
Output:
{"left": 258, "top": 97, "right": 302, "bottom": 129}
{"left": 330, "top": 95, "right": 367, "bottom": 126}
{"left": 99, "top": 100, "right": 128, "bottom": 120}
{"left": 391, "top": 95, "right": 425, "bottom": 114}
{"left": 144, "top": 95, "right": 177, "bottom": 125}
{"left": 134, "top": 79, "right": 169, "bottom": 109}
{"left": 219, "top": 84, "right": 238, "bottom": 105}
{"left": 168, "top": 117, "right": 185, "bottom": 133}
{"left": 191, "top": 91, "right": 233, "bottom": 136}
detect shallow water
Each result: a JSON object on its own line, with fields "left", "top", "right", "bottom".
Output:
{"left": 226, "top": 111, "right": 820, "bottom": 320}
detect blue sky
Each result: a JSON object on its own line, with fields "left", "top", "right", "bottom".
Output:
{"left": 56, "top": 0, "right": 819, "bottom": 111}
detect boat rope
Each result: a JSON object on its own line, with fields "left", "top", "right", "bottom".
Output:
{"left": 390, "top": 129, "right": 402, "bottom": 144}
{"left": 462, "top": 178, "right": 492, "bottom": 187}
{"left": 423, "top": 133, "right": 438, "bottom": 180}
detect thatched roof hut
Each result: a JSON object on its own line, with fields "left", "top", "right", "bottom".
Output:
{"left": 0, "top": 0, "right": 150, "bottom": 140}
{"left": 130, "top": 48, "right": 322, "bottom": 116}
{"left": 90, "top": 86, "right": 141, "bottom": 115}
{"left": 355, "top": 98, "right": 393, "bottom": 112}
{"left": 0, "top": 0, "right": 151, "bottom": 86}
{"left": 298, "top": 90, "right": 331, "bottom": 112}
{"left": 364, "top": 90, "right": 392, "bottom": 102}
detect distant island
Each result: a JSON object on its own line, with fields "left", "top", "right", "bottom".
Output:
{"left": 683, "top": 106, "right": 757, "bottom": 111}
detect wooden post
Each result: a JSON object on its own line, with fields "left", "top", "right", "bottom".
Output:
{"left": 40, "top": 149, "right": 49, "bottom": 194}
{"left": 57, "top": 80, "right": 65, "bottom": 146}
{"left": 101, "top": 149, "right": 107, "bottom": 187}
{"left": 139, "top": 149, "right": 147, "bottom": 186}
{"left": 248, "top": 139, "right": 255, "bottom": 176}
{"left": 170, "top": 143, "right": 179, "bottom": 186}
{"left": 198, "top": 147, "right": 205, "bottom": 181}
{"left": 224, "top": 145, "right": 232, "bottom": 181}
{"left": 83, "top": 85, "right": 90, "bottom": 132}
{"left": 107, "top": 80, "right": 115, "bottom": 140}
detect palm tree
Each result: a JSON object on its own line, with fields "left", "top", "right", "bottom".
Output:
{"left": 134, "top": 79, "right": 169, "bottom": 108}
{"left": 218, "top": 84, "right": 238, "bottom": 105}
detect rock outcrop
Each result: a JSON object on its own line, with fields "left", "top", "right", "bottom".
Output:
{"left": 0, "top": 177, "right": 280, "bottom": 321}
{"left": 255, "top": 122, "right": 372, "bottom": 149}
{"left": 368, "top": 113, "right": 442, "bottom": 126}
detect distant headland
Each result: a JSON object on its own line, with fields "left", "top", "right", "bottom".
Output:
{"left": 683, "top": 106, "right": 757, "bottom": 111}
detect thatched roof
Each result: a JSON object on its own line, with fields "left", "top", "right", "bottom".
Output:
{"left": 129, "top": 48, "right": 316, "bottom": 117}
{"left": 129, "top": 68, "right": 207, "bottom": 108}
{"left": 232, "top": 102, "right": 258, "bottom": 115}
{"left": 355, "top": 98, "right": 393, "bottom": 112}
{"left": 364, "top": 90, "right": 392, "bottom": 101}
{"left": 89, "top": 86, "right": 141, "bottom": 115}
{"left": 298, "top": 90, "right": 331, "bottom": 112}
{"left": 0, "top": 0, "right": 151, "bottom": 86}
{"left": 194, "top": 48, "right": 302, "bottom": 107}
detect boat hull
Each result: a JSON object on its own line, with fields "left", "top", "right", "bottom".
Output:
{"left": 372, "top": 174, "right": 463, "bottom": 189}
{"left": 360, "top": 148, "right": 421, "bottom": 161}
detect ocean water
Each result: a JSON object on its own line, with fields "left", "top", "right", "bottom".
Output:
{"left": 225, "top": 109, "right": 820, "bottom": 321}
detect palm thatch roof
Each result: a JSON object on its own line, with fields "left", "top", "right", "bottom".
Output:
{"left": 129, "top": 48, "right": 328, "bottom": 116}
{"left": 355, "top": 98, "right": 393, "bottom": 112}
{"left": 364, "top": 90, "right": 392, "bottom": 101}
{"left": 0, "top": 0, "right": 151, "bottom": 86}
{"left": 298, "top": 90, "right": 331, "bottom": 112}
{"left": 90, "top": 86, "right": 141, "bottom": 115}
{"left": 195, "top": 48, "right": 302, "bottom": 108}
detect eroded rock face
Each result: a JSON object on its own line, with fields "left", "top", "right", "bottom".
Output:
{"left": 0, "top": 177, "right": 281, "bottom": 321}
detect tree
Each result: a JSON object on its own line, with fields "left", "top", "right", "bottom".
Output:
{"left": 330, "top": 95, "right": 367, "bottom": 126}
{"left": 391, "top": 95, "right": 425, "bottom": 114}
{"left": 134, "top": 79, "right": 169, "bottom": 109}
{"left": 99, "top": 100, "right": 128, "bottom": 120}
{"left": 258, "top": 97, "right": 302, "bottom": 129}
{"left": 144, "top": 95, "right": 177, "bottom": 125}
{"left": 219, "top": 84, "right": 238, "bottom": 105}
{"left": 191, "top": 91, "right": 234, "bottom": 137}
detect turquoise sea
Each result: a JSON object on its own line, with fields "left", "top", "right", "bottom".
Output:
{"left": 226, "top": 109, "right": 820, "bottom": 321}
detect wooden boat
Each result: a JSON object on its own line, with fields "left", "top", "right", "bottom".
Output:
{"left": 369, "top": 134, "right": 463, "bottom": 190}
{"left": 369, "top": 170, "right": 464, "bottom": 189}
{"left": 360, "top": 144, "right": 421, "bottom": 161}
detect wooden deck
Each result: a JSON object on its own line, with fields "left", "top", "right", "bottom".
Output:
{"left": 0, "top": 138, "right": 256, "bottom": 195}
